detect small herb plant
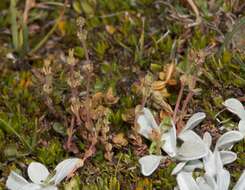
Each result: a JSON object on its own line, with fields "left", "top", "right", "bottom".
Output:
{"left": 137, "top": 108, "right": 208, "bottom": 176}
{"left": 5, "top": 98, "right": 245, "bottom": 189}
{"left": 137, "top": 98, "right": 245, "bottom": 190}
{"left": 6, "top": 158, "right": 82, "bottom": 190}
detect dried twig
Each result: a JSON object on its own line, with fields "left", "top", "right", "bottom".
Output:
{"left": 186, "top": 0, "right": 201, "bottom": 27}
{"left": 66, "top": 116, "right": 75, "bottom": 150}
{"left": 76, "top": 17, "right": 98, "bottom": 161}
{"left": 173, "top": 81, "right": 185, "bottom": 123}
{"left": 23, "top": 0, "right": 35, "bottom": 24}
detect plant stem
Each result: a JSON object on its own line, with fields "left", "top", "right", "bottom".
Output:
{"left": 173, "top": 81, "right": 185, "bottom": 123}
{"left": 29, "top": 0, "right": 68, "bottom": 55}
{"left": 10, "top": 0, "right": 19, "bottom": 50}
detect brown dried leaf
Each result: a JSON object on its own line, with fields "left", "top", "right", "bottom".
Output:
{"left": 159, "top": 71, "right": 166, "bottom": 80}
{"left": 151, "top": 81, "right": 166, "bottom": 91}
{"left": 160, "top": 110, "right": 171, "bottom": 120}
{"left": 91, "top": 105, "right": 107, "bottom": 120}
{"left": 92, "top": 92, "right": 104, "bottom": 106}
{"left": 121, "top": 109, "right": 135, "bottom": 123}
{"left": 165, "top": 63, "right": 175, "bottom": 82}
{"left": 105, "top": 87, "right": 119, "bottom": 104}
{"left": 151, "top": 91, "right": 173, "bottom": 113}
{"left": 105, "top": 25, "right": 116, "bottom": 34}
{"left": 112, "top": 133, "right": 128, "bottom": 147}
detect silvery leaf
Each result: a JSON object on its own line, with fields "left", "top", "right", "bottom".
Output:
{"left": 178, "top": 131, "right": 208, "bottom": 161}
{"left": 203, "top": 132, "right": 212, "bottom": 148}
{"left": 215, "top": 131, "right": 243, "bottom": 150}
{"left": 196, "top": 177, "right": 213, "bottom": 190}
{"left": 214, "top": 150, "right": 224, "bottom": 173}
{"left": 53, "top": 158, "right": 81, "bottom": 185}
{"left": 216, "top": 169, "right": 230, "bottom": 190}
{"left": 6, "top": 171, "right": 29, "bottom": 190}
{"left": 223, "top": 98, "right": 245, "bottom": 120}
{"left": 183, "top": 160, "right": 203, "bottom": 172}
{"left": 181, "top": 112, "right": 206, "bottom": 133}
{"left": 139, "top": 155, "right": 164, "bottom": 176}
{"left": 203, "top": 150, "right": 216, "bottom": 177}
{"left": 20, "top": 183, "right": 41, "bottom": 190}
{"left": 28, "top": 162, "right": 50, "bottom": 184}
{"left": 172, "top": 162, "right": 187, "bottom": 175}
{"left": 177, "top": 141, "right": 207, "bottom": 161}
{"left": 238, "top": 120, "right": 245, "bottom": 136}
{"left": 220, "top": 151, "right": 237, "bottom": 165}
{"left": 233, "top": 170, "right": 245, "bottom": 190}
{"left": 176, "top": 172, "right": 200, "bottom": 190}
{"left": 137, "top": 108, "right": 159, "bottom": 139}
{"left": 162, "top": 121, "right": 177, "bottom": 157}
{"left": 203, "top": 174, "right": 217, "bottom": 189}
{"left": 172, "top": 160, "right": 203, "bottom": 175}
{"left": 178, "top": 130, "right": 204, "bottom": 144}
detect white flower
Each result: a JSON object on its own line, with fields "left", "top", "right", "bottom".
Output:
{"left": 137, "top": 108, "right": 208, "bottom": 176}
{"left": 173, "top": 130, "right": 242, "bottom": 174}
{"left": 202, "top": 131, "right": 242, "bottom": 178}
{"left": 176, "top": 171, "right": 200, "bottom": 190}
{"left": 223, "top": 98, "right": 245, "bottom": 120}
{"left": 6, "top": 158, "right": 82, "bottom": 190}
{"left": 176, "top": 169, "right": 245, "bottom": 190}
{"left": 138, "top": 155, "right": 166, "bottom": 176}
{"left": 170, "top": 98, "right": 245, "bottom": 190}
{"left": 223, "top": 98, "right": 245, "bottom": 136}
{"left": 174, "top": 130, "right": 244, "bottom": 190}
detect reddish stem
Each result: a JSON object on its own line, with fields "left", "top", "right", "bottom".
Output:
{"left": 173, "top": 81, "right": 185, "bottom": 123}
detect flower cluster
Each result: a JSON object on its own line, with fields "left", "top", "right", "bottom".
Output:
{"left": 6, "top": 158, "right": 82, "bottom": 190}
{"left": 137, "top": 98, "right": 245, "bottom": 190}
{"left": 137, "top": 108, "right": 208, "bottom": 176}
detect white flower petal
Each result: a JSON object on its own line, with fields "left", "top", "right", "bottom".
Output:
{"left": 162, "top": 121, "right": 177, "bottom": 157}
{"left": 215, "top": 131, "right": 243, "bottom": 150}
{"left": 28, "top": 162, "right": 50, "bottom": 184}
{"left": 53, "top": 158, "right": 81, "bottom": 185}
{"left": 203, "top": 132, "right": 212, "bottom": 148}
{"left": 172, "top": 160, "right": 203, "bottom": 175}
{"left": 178, "top": 131, "right": 208, "bottom": 161}
{"left": 238, "top": 120, "right": 245, "bottom": 136}
{"left": 223, "top": 98, "right": 245, "bottom": 120}
{"left": 203, "top": 174, "right": 217, "bottom": 189}
{"left": 214, "top": 150, "right": 224, "bottom": 174}
{"left": 220, "top": 151, "right": 237, "bottom": 165}
{"left": 6, "top": 171, "right": 29, "bottom": 190}
{"left": 217, "top": 169, "right": 230, "bottom": 190}
{"left": 20, "top": 183, "right": 41, "bottom": 190}
{"left": 183, "top": 160, "right": 203, "bottom": 172}
{"left": 233, "top": 170, "right": 245, "bottom": 190}
{"left": 139, "top": 155, "right": 163, "bottom": 176}
{"left": 196, "top": 177, "right": 213, "bottom": 190}
{"left": 137, "top": 108, "right": 159, "bottom": 139}
{"left": 181, "top": 112, "right": 206, "bottom": 133}
{"left": 176, "top": 172, "right": 200, "bottom": 190}
{"left": 172, "top": 162, "right": 187, "bottom": 175}
{"left": 203, "top": 150, "right": 216, "bottom": 177}
{"left": 177, "top": 142, "right": 207, "bottom": 161}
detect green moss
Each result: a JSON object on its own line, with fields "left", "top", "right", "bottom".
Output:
{"left": 37, "top": 139, "right": 64, "bottom": 166}
{"left": 230, "top": 140, "right": 245, "bottom": 187}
